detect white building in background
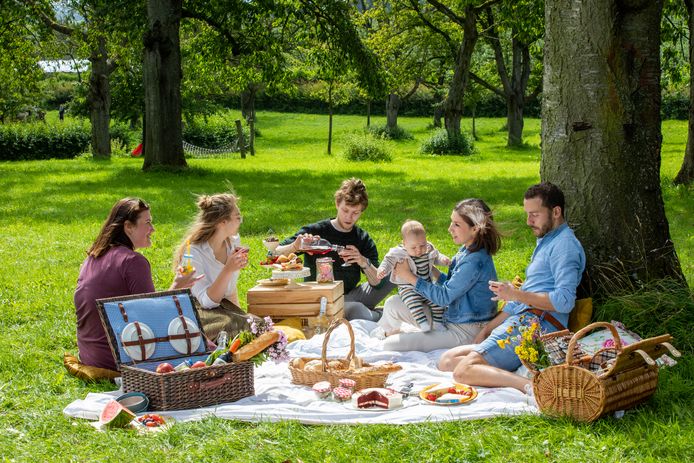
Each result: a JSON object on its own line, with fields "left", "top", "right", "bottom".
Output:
{"left": 38, "top": 59, "right": 89, "bottom": 73}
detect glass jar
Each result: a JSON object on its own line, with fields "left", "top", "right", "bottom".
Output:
{"left": 316, "top": 257, "right": 334, "bottom": 283}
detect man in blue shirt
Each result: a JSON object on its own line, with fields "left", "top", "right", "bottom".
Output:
{"left": 438, "top": 182, "right": 586, "bottom": 395}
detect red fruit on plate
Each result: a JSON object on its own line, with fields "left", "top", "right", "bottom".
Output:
{"left": 190, "top": 361, "right": 207, "bottom": 369}
{"left": 156, "top": 362, "right": 174, "bottom": 374}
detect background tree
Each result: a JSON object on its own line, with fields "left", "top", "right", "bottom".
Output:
{"left": 407, "top": 0, "right": 501, "bottom": 143}
{"left": 0, "top": 1, "right": 43, "bottom": 122}
{"left": 674, "top": 0, "right": 694, "bottom": 184}
{"left": 142, "top": 0, "right": 185, "bottom": 169}
{"left": 472, "top": 0, "right": 543, "bottom": 146}
{"left": 542, "top": 0, "right": 686, "bottom": 292}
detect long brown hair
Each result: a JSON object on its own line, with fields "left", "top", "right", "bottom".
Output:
{"left": 174, "top": 193, "right": 239, "bottom": 268}
{"left": 453, "top": 198, "right": 501, "bottom": 255}
{"left": 87, "top": 198, "right": 150, "bottom": 258}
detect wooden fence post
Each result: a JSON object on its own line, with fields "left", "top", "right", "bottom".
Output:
{"left": 248, "top": 117, "right": 255, "bottom": 156}
{"left": 235, "top": 119, "right": 246, "bottom": 159}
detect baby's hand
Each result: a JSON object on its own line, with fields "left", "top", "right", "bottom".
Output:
{"left": 440, "top": 256, "right": 451, "bottom": 266}
{"left": 376, "top": 270, "right": 386, "bottom": 280}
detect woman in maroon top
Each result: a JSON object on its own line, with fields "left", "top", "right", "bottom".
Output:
{"left": 74, "top": 198, "right": 201, "bottom": 371}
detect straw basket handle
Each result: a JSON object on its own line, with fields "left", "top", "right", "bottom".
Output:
{"left": 320, "top": 318, "right": 356, "bottom": 373}
{"left": 566, "top": 321, "right": 623, "bottom": 364}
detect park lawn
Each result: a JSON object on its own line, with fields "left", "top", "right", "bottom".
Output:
{"left": 0, "top": 112, "right": 691, "bottom": 462}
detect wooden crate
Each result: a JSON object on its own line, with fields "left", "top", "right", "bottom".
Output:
{"left": 247, "top": 281, "right": 344, "bottom": 318}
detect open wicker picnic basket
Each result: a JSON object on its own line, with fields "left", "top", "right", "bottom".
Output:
{"left": 96, "top": 289, "right": 254, "bottom": 411}
{"left": 525, "top": 322, "right": 680, "bottom": 422}
{"left": 289, "top": 318, "right": 401, "bottom": 390}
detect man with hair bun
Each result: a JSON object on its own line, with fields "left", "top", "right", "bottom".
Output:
{"left": 277, "top": 178, "right": 394, "bottom": 321}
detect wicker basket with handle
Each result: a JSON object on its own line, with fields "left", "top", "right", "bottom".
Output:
{"left": 532, "top": 322, "right": 680, "bottom": 422}
{"left": 289, "top": 318, "right": 401, "bottom": 390}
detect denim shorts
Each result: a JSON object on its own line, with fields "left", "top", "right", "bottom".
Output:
{"left": 473, "top": 314, "right": 558, "bottom": 371}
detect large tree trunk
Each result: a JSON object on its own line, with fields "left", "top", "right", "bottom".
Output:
{"left": 506, "top": 37, "right": 530, "bottom": 147}
{"left": 542, "top": 0, "right": 685, "bottom": 291}
{"left": 675, "top": 0, "right": 694, "bottom": 185}
{"left": 88, "top": 36, "right": 112, "bottom": 159}
{"left": 142, "top": 0, "right": 186, "bottom": 170}
{"left": 443, "top": 6, "right": 477, "bottom": 139}
{"left": 386, "top": 93, "right": 400, "bottom": 131}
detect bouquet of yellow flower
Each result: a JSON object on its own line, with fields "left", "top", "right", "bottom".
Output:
{"left": 498, "top": 315, "right": 550, "bottom": 370}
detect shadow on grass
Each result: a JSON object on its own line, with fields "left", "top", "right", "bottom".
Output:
{"left": 5, "top": 162, "right": 538, "bottom": 235}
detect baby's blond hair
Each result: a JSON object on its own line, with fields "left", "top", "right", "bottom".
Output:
{"left": 401, "top": 220, "right": 426, "bottom": 239}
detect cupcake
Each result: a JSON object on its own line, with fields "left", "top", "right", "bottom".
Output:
{"left": 339, "top": 378, "right": 356, "bottom": 391}
{"left": 332, "top": 386, "right": 353, "bottom": 402}
{"left": 312, "top": 381, "right": 332, "bottom": 399}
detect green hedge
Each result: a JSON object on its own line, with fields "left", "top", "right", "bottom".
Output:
{"left": 0, "top": 122, "right": 90, "bottom": 161}
{"left": 182, "top": 120, "right": 249, "bottom": 149}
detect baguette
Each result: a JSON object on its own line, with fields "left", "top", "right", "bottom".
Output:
{"left": 232, "top": 331, "right": 281, "bottom": 362}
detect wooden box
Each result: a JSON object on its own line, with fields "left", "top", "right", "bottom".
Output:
{"left": 247, "top": 281, "right": 344, "bottom": 321}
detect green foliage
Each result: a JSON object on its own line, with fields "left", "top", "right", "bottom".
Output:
{"left": 0, "top": 121, "right": 90, "bottom": 160}
{"left": 662, "top": 91, "right": 689, "bottom": 120}
{"left": 367, "top": 123, "right": 413, "bottom": 140}
{"left": 341, "top": 132, "right": 392, "bottom": 162}
{"left": 182, "top": 119, "right": 249, "bottom": 149}
{"left": 594, "top": 279, "right": 694, "bottom": 354}
{"left": 420, "top": 128, "right": 475, "bottom": 155}
{"left": 109, "top": 122, "right": 137, "bottom": 150}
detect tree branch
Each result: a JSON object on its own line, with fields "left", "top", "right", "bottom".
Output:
{"left": 469, "top": 71, "right": 505, "bottom": 98}
{"left": 483, "top": 7, "right": 510, "bottom": 95}
{"left": 426, "top": 0, "right": 466, "bottom": 28}
{"left": 407, "top": 0, "right": 457, "bottom": 57}
{"left": 181, "top": 8, "right": 242, "bottom": 56}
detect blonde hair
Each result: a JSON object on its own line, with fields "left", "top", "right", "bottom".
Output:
{"left": 334, "top": 178, "right": 368, "bottom": 209}
{"left": 401, "top": 220, "right": 426, "bottom": 239}
{"left": 174, "top": 193, "right": 239, "bottom": 268}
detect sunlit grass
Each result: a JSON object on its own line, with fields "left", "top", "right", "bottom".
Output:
{"left": 0, "top": 113, "right": 691, "bottom": 462}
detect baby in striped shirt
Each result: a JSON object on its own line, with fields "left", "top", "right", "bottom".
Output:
{"left": 377, "top": 220, "right": 450, "bottom": 332}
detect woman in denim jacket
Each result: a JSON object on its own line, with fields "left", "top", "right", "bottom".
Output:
{"left": 375, "top": 199, "right": 500, "bottom": 352}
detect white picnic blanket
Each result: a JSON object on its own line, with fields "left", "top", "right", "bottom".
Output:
{"left": 63, "top": 320, "right": 538, "bottom": 425}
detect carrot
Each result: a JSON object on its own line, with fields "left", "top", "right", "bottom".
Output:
{"left": 229, "top": 338, "right": 241, "bottom": 354}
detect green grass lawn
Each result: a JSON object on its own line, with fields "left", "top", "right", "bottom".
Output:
{"left": 0, "top": 112, "right": 692, "bottom": 462}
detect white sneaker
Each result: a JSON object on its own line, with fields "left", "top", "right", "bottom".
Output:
{"left": 419, "top": 321, "right": 432, "bottom": 332}
{"left": 433, "top": 322, "right": 447, "bottom": 331}
{"left": 369, "top": 326, "right": 387, "bottom": 340}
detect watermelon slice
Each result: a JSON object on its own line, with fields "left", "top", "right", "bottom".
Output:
{"left": 100, "top": 400, "right": 136, "bottom": 428}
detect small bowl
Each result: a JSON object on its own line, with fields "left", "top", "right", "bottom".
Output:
{"left": 116, "top": 392, "right": 150, "bottom": 413}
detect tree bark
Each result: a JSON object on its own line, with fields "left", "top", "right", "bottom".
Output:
{"left": 88, "top": 36, "right": 113, "bottom": 159}
{"left": 366, "top": 100, "right": 371, "bottom": 128}
{"left": 443, "top": 6, "right": 477, "bottom": 139}
{"left": 386, "top": 93, "right": 400, "bottom": 131}
{"left": 240, "top": 84, "right": 258, "bottom": 124}
{"left": 327, "top": 83, "right": 333, "bottom": 155}
{"left": 542, "top": 0, "right": 685, "bottom": 290}
{"left": 675, "top": 0, "right": 694, "bottom": 185}
{"left": 142, "top": 0, "right": 186, "bottom": 170}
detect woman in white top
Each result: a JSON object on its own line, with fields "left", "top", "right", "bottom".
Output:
{"left": 175, "top": 194, "right": 248, "bottom": 338}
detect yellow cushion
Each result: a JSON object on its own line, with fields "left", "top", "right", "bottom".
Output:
{"left": 274, "top": 321, "right": 306, "bottom": 343}
{"left": 569, "top": 297, "right": 593, "bottom": 332}
{"left": 63, "top": 352, "right": 120, "bottom": 382}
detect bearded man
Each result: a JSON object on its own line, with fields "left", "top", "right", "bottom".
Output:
{"left": 437, "top": 182, "right": 586, "bottom": 395}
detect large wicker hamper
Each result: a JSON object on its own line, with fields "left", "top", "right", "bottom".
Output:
{"left": 97, "top": 289, "right": 254, "bottom": 411}
{"left": 530, "top": 322, "right": 680, "bottom": 422}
